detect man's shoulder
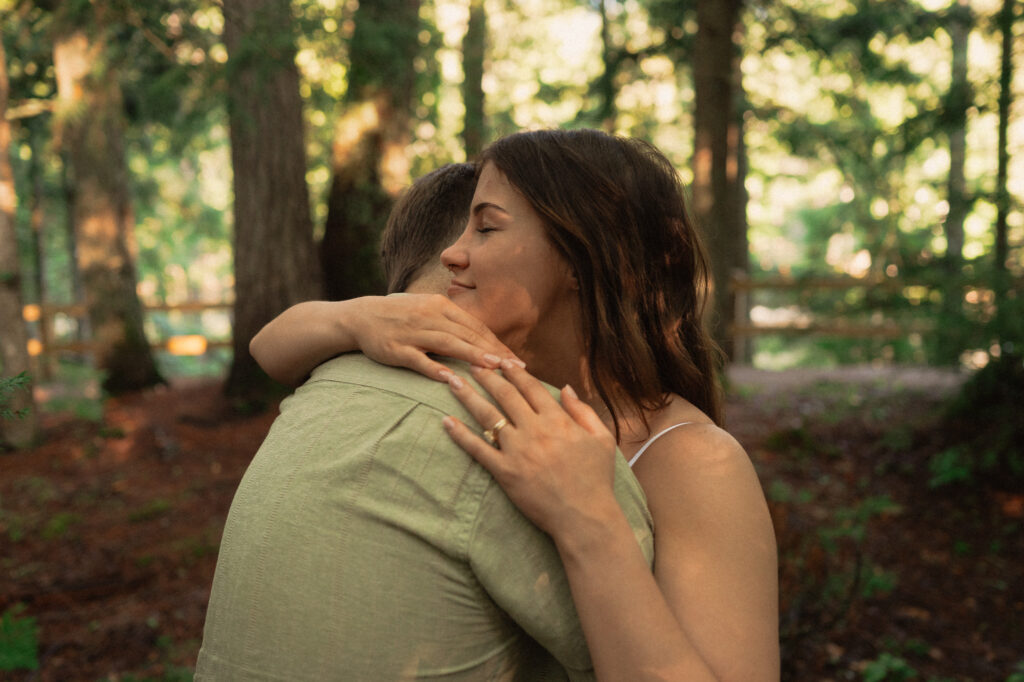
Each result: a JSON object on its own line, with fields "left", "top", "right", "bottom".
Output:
{"left": 305, "top": 353, "right": 470, "bottom": 415}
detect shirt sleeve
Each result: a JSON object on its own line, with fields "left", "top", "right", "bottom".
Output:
{"left": 466, "top": 479, "right": 596, "bottom": 679}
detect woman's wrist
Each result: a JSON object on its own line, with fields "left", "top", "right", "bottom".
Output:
{"left": 549, "top": 496, "right": 635, "bottom": 565}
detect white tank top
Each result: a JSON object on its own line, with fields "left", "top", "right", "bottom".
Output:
{"left": 627, "top": 422, "right": 696, "bottom": 468}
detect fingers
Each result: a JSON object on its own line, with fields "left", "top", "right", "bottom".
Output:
{"left": 441, "top": 370, "right": 521, "bottom": 436}
{"left": 467, "top": 365, "right": 538, "bottom": 425}
{"left": 442, "top": 415, "right": 507, "bottom": 477}
{"left": 435, "top": 297, "right": 522, "bottom": 364}
{"left": 487, "top": 360, "right": 561, "bottom": 414}
{"left": 560, "top": 384, "right": 614, "bottom": 441}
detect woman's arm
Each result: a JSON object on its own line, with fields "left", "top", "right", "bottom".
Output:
{"left": 249, "top": 294, "right": 519, "bottom": 386}
{"left": 441, "top": 361, "right": 779, "bottom": 682}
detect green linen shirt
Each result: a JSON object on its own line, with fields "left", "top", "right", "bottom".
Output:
{"left": 195, "top": 353, "right": 653, "bottom": 681}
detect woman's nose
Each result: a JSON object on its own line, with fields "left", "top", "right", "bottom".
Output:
{"left": 440, "top": 233, "right": 469, "bottom": 271}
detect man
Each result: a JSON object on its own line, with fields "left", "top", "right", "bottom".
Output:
{"left": 195, "top": 164, "right": 653, "bottom": 680}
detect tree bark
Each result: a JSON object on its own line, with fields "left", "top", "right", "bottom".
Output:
{"left": 945, "top": 0, "right": 971, "bottom": 268}
{"left": 0, "top": 37, "right": 37, "bottom": 448}
{"left": 461, "top": 0, "right": 486, "bottom": 158}
{"left": 596, "top": 0, "right": 617, "bottom": 132}
{"left": 222, "top": 0, "right": 322, "bottom": 400}
{"left": 995, "top": 0, "right": 1014, "bottom": 272}
{"left": 693, "top": 0, "right": 745, "bottom": 361}
{"left": 320, "top": 0, "right": 421, "bottom": 300}
{"left": 53, "top": 25, "right": 163, "bottom": 394}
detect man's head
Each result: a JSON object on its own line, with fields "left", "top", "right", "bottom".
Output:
{"left": 381, "top": 163, "right": 477, "bottom": 294}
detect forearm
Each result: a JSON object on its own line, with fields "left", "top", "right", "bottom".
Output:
{"left": 553, "top": 507, "right": 719, "bottom": 682}
{"left": 249, "top": 301, "right": 358, "bottom": 386}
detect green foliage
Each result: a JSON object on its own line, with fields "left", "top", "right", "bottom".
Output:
{"left": 819, "top": 495, "right": 902, "bottom": 554}
{"left": 862, "top": 652, "right": 917, "bottom": 682}
{"left": 927, "top": 446, "right": 973, "bottom": 487}
{"left": 1007, "top": 660, "right": 1024, "bottom": 682}
{"left": 932, "top": 352, "right": 1024, "bottom": 488}
{"left": 0, "top": 604, "right": 39, "bottom": 672}
{"left": 41, "top": 511, "right": 80, "bottom": 540}
{"left": 0, "top": 373, "right": 32, "bottom": 421}
{"left": 129, "top": 499, "right": 173, "bottom": 523}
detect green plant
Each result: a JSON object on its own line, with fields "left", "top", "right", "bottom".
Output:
{"left": 41, "top": 511, "right": 81, "bottom": 540}
{"left": 927, "top": 446, "right": 973, "bottom": 487}
{"left": 0, "top": 604, "right": 39, "bottom": 672}
{"left": 819, "top": 495, "right": 903, "bottom": 553}
{"left": 129, "top": 499, "right": 173, "bottom": 523}
{"left": 862, "top": 651, "right": 917, "bottom": 681}
{"left": 1006, "top": 660, "right": 1024, "bottom": 682}
{"left": 0, "top": 372, "right": 31, "bottom": 421}
{"left": 932, "top": 352, "right": 1024, "bottom": 489}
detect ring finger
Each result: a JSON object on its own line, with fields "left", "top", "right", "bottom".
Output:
{"left": 442, "top": 371, "right": 514, "bottom": 442}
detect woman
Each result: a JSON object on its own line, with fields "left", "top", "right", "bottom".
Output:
{"left": 252, "top": 129, "right": 779, "bottom": 681}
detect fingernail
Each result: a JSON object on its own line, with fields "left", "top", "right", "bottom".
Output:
{"left": 563, "top": 384, "right": 577, "bottom": 400}
{"left": 509, "top": 358, "right": 526, "bottom": 368}
{"left": 482, "top": 353, "right": 501, "bottom": 366}
{"left": 438, "top": 370, "right": 453, "bottom": 382}
{"left": 442, "top": 416, "right": 456, "bottom": 430}
{"left": 447, "top": 374, "right": 464, "bottom": 389}
{"left": 500, "top": 358, "right": 520, "bottom": 370}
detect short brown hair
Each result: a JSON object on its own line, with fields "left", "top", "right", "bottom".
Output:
{"left": 381, "top": 163, "right": 476, "bottom": 293}
{"left": 479, "top": 129, "right": 723, "bottom": 431}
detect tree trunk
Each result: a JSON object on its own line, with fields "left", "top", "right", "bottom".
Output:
{"left": 995, "top": 0, "right": 1014, "bottom": 273}
{"left": 461, "top": 0, "right": 486, "bottom": 158}
{"left": 693, "top": 0, "right": 745, "bottom": 361}
{"left": 596, "top": 0, "right": 617, "bottom": 132}
{"left": 320, "top": 0, "right": 421, "bottom": 300}
{"left": 222, "top": 0, "right": 322, "bottom": 400}
{"left": 1, "top": 38, "right": 37, "bottom": 449}
{"left": 53, "top": 28, "right": 163, "bottom": 394}
{"left": 27, "top": 122, "right": 53, "bottom": 380}
{"left": 945, "top": 0, "right": 971, "bottom": 267}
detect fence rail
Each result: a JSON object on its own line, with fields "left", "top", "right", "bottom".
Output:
{"left": 20, "top": 272, "right": 1017, "bottom": 363}
{"left": 22, "top": 300, "right": 233, "bottom": 358}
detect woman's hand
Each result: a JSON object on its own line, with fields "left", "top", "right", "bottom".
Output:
{"left": 344, "top": 294, "right": 520, "bottom": 381}
{"left": 441, "top": 360, "right": 621, "bottom": 539}
{"left": 250, "top": 295, "right": 520, "bottom": 386}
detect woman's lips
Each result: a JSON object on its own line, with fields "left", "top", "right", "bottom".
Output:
{"left": 447, "top": 280, "right": 473, "bottom": 296}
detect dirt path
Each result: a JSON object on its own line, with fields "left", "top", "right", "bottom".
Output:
{"left": 2, "top": 365, "right": 1019, "bottom": 682}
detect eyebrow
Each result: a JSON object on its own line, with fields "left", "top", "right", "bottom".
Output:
{"left": 471, "top": 201, "right": 509, "bottom": 217}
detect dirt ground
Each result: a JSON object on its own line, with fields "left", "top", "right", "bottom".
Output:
{"left": 1, "top": 365, "right": 1021, "bottom": 681}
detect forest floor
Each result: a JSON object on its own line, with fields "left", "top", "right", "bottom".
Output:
{"left": 0, "top": 365, "right": 1021, "bottom": 681}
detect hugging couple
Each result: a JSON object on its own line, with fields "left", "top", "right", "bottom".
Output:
{"left": 195, "top": 128, "right": 779, "bottom": 682}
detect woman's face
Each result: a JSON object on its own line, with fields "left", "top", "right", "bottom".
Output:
{"left": 440, "top": 162, "right": 578, "bottom": 352}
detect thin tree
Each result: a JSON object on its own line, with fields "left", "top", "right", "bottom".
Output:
{"left": 222, "top": 0, "right": 322, "bottom": 400}
{"left": 52, "top": 8, "right": 163, "bottom": 394}
{"left": 0, "top": 36, "right": 37, "bottom": 448}
{"left": 995, "top": 0, "right": 1015, "bottom": 274}
{"left": 693, "top": 0, "right": 746, "bottom": 361}
{"left": 320, "top": 0, "right": 421, "bottom": 300}
{"left": 462, "top": 0, "right": 486, "bottom": 157}
{"left": 944, "top": 0, "right": 971, "bottom": 268}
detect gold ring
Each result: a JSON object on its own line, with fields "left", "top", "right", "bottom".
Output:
{"left": 482, "top": 417, "right": 509, "bottom": 447}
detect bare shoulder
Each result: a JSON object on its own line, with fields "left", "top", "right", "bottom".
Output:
{"left": 635, "top": 412, "right": 751, "bottom": 475}
{"left": 631, "top": 418, "right": 771, "bottom": 530}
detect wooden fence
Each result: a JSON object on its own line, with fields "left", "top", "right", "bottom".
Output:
{"left": 20, "top": 273, "right": 1012, "bottom": 364}
{"left": 729, "top": 273, "right": 944, "bottom": 360}
{"left": 21, "top": 301, "right": 234, "bottom": 359}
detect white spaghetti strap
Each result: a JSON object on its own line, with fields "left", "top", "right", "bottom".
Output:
{"left": 627, "top": 422, "right": 696, "bottom": 468}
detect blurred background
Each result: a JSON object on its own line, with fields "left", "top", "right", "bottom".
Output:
{"left": 0, "top": 0, "right": 1021, "bottom": 680}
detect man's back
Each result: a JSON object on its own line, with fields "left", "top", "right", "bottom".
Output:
{"left": 195, "top": 354, "right": 653, "bottom": 680}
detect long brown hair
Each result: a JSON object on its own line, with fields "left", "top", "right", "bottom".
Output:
{"left": 479, "top": 129, "right": 724, "bottom": 432}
